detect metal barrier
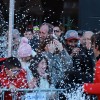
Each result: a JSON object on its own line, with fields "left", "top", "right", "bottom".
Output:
{"left": 0, "top": 89, "right": 66, "bottom": 100}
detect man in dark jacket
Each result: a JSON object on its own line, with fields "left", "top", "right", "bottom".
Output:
{"left": 64, "top": 30, "right": 83, "bottom": 85}
{"left": 82, "top": 31, "right": 95, "bottom": 82}
{"left": 64, "top": 30, "right": 95, "bottom": 85}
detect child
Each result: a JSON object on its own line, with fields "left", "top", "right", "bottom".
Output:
{"left": 17, "top": 37, "right": 36, "bottom": 87}
{"left": 25, "top": 53, "right": 55, "bottom": 100}
{"left": 30, "top": 53, "right": 52, "bottom": 89}
{"left": 24, "top": 29, "right": 33, "bottom": 40}
{"left": 0, "top": 57, "right": 28, "bottom": 100}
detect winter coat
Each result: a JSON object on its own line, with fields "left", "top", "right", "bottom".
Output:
{"left": 21, "top": 61, "right": 34, "bottom": 83}
{"left": 42, "top": 49, "right": 73, "bottom": 88}
{"left": 81, "top": 46, "right": 95, "bottom": 83}
{"left": 84, "top": 57, "right": 100, "bottom": 100}
{"left": 0, "top": 66, "right": 28, "bottom": 100}
{"left": 24, "top": 73, "right": 55, "bottom": 100}
{"left": 29, "top": 35, "right": 40, "bottom": 52}
{"left": 65, "top": 44, "right": 95, "bottom": 83}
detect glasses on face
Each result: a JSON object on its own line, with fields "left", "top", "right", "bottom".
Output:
{"left": 33, "top": 28, "right": 39, "bottom": 31}
{"left": 53, "top": 30, "right": 60, "bottom": 33}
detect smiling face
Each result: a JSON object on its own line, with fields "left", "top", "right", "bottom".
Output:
{"left": 66, "top": 39, "right": 79, "bottom": 49}
{"left": 37, "top": 59, "right": 47, "bottom": 77}
{"left": 5, "top": 67, "right": 20, "bottom": 78}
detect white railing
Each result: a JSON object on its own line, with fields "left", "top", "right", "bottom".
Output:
{"left": 0, "top": 89, "right": 66, "bottom": 100}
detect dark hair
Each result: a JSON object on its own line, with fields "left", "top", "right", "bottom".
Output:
{"left": 25, "top": 28, "right": 33, "bottom": 33}
{"left": 91, "top": 32, "right": 100, "bottom": 51}
{"left": 30, "top": 53, "right": 48, "bottom": 72}
{"left": 29, "top": 53, "right": 51, "bottom": 85}
{"left": 4, "top": 57, "right": 21, "bottom": 70}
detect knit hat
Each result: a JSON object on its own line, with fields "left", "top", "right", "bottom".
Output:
{"left": 18, "top": 37, "right": 32, "bottom": 57}
{"left": 65, "top": 30, "right": 79, "bottom": 40}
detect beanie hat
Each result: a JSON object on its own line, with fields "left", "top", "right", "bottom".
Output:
{"left": 18, "top": 37, "right": 32, "bottom": 57}
{"left": 65, "top": 30, "right": 79, "bottom": 40}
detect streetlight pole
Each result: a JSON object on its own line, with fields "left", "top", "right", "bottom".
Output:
{"left": 8, "top": 0, "right": 15, "bottom": 57}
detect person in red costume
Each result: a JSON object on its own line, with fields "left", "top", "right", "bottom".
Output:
{"left": 83, "top": 32, "right": 100, "bottom": 100}
{"left": 0, "top": 57, "right": 28, "bottom": 100}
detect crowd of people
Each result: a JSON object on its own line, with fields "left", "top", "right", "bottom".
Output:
{"left": 0, "top": 22, "right": 100, "bottom": 100}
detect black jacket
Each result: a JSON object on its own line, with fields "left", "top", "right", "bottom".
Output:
{"left": 65, "top": 45, "right": 95, "bottom": 83}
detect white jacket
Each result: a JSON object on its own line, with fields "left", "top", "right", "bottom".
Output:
{"left": 25, "top": 75, "right": 55, "bottom": 100}
{"left": 21, "top": 61, "right": 33, "bottom": 83}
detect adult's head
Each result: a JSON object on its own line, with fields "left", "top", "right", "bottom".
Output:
{"left": 82, "top": 31, "right": 94, "bottom": 49}
{"left": 65, "top": 30, "right": 79, "bottom": 48}
{"left": 12, "top": 29, "right": 21, "bottom": 49}
{"left": 39, "top": 23, "right": 54, "bottom": 41}
{"left": 10, "top": 29, "right": 21, "bottom": 50}
{"left": 91, "top": 32, "right": 100, "bottom": 57}
{"left": 53, "top": 26, "right": 62, "bottom": 39}
{"left": 12, "top": 29, "right": 20, "bottom": 41}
